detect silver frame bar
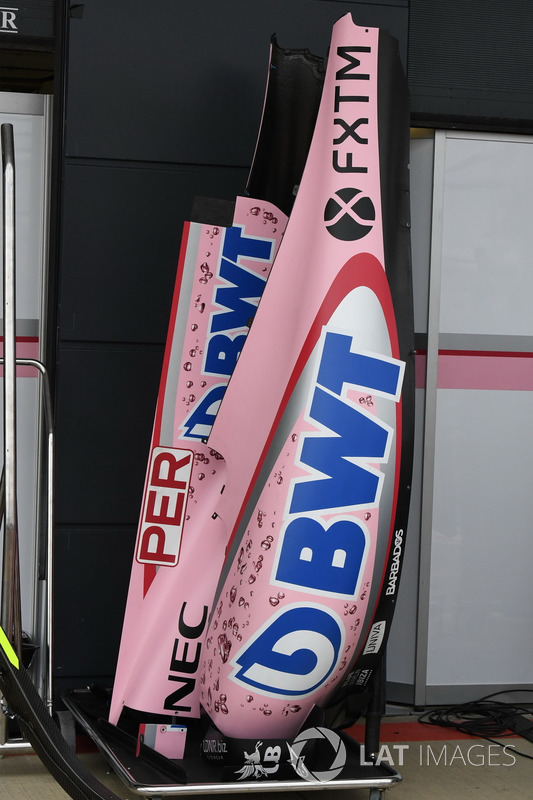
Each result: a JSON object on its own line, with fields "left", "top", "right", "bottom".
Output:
{"left": 1, "top": 122, "right": 22, "bottom": 659}
{"left": 414, "top": 130, "right": 446, "bottom": 706}
{"left": 0, "top": 122, "right": 54, "bottom": 752}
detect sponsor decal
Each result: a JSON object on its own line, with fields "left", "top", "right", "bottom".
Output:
{"left": 324, "top": 188, "right": 375, "bottom": 241}
{"left": 231, "top": 727, "right": 347, "bottom": 782}
{"left": 182, "top": 225, "right": 273, "bottom": 441}
{"left": 229, "top": 325, "right": 403, "bottom": 699}
{"left": 385, "top": 528, "right": 404, "bottom": 596}
{"left": 362, "top": 619, "right": 387, "bottom": 656}
{"left": 331, "top": 45, "right": 372, "bottom": 177}
{"left": 164, "top": 602, "right": 208, "bottom": 714}
{"left": 136, "top": 447, "right": 193, "bottom": 567}
{"left": 231, "top": 603, "right": 345, "bottom": 698}
{"left": 235, "top": 740, "right": 282, "bottom": 780}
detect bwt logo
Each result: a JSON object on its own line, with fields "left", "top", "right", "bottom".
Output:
{"left": 232, "top": 604, "right": 345, "bottom": 697}
{"left": 230, "top": 327, "right": 404, "bottom": 699}
{"left": 0, "top": 7, "right": 18, "bottom": 32}
{"left": 182, "top": 224, "right": 272, "bottom": 440}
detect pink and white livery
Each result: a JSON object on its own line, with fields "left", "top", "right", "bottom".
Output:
{"left": 111, "top": 11, "right": 414, "bottom": 752}
{"left": 109, "top": 197, "right": 287, "bottom": 727}
{"left": 199, "top": 13, "right": 413, "bottom": 739}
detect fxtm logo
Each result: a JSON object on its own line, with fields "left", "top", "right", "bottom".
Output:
{"left": 324, "top": 188, "right": 375, "bottom": 241}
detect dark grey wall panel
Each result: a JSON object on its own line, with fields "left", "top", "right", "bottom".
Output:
{"left": 66, "top": 0, "right": 407, "bottom": 164}
{"left": 54, "top": 526, "right": 135, "bottom": 679}
{"left": 59, "top": 162, "right": 248, "bottom": 343}
{"left": 55, "top": 346, "right": 163, "bottom": 524}
{"left": 409, "top": 0, "right": 533, "bottom": 130}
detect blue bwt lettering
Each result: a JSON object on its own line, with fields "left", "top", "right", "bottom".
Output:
{"left": 233, "top": 605, "right": 343, "bottom": 696}
{"left": 290, "top": 386, "right": 389, "bottom": 513}
{"left": 182, "top": 224, "right": 273, "bottom": 439}
{"left": 231, "top": 328, "right": 404, "bottom": 695}
{"left": 275, "top": 516, "right": 367, "bottom": 596}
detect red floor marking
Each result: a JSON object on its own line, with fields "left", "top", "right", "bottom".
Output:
{"left": 346, "top": 721, "right": 518, "bottom": 742}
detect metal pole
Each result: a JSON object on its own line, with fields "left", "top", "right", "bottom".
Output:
{"left": 1, "top": 122, "right": 22, "bottom": 659}
{"left": 12, "top": 357, "right": 55, "bottom": 713}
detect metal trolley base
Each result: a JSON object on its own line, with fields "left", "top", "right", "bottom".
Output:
{"left": 64, "top": 686, "right": 401, "bottom": 799}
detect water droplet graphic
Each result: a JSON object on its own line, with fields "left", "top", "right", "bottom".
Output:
{"left": 218, "top": 633, "right": 231, "bottom": 663}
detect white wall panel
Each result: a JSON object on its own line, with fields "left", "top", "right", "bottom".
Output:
{"left": 428, "top": 388, "right": 533, "bottom": 686}
{"left": 440, "top": 134, "right": 533, "bottom": 337}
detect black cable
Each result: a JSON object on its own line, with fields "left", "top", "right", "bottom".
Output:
{"left": 418, "top": 690, "right": 533, "bottom": 760}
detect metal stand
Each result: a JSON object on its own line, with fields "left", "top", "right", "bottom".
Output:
{"left": 64, "top": 676, "right": 401, "bottom": 799}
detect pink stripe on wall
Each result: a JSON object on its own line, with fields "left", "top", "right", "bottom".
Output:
{"left": 0, "top": 338, "right": 40, "bottom": 377}
{"left": 415, "top": 351, "right": 533, "bottom": 391}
